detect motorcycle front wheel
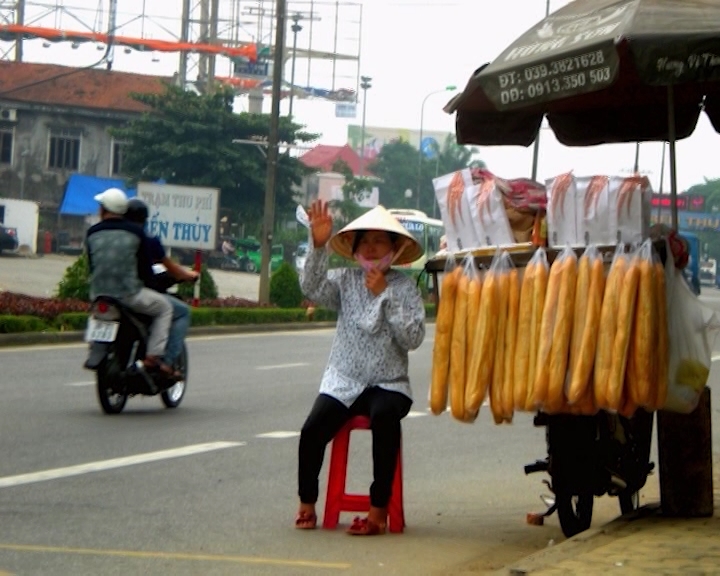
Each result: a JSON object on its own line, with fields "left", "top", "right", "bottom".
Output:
{"left": 161, "top": 344, "right": 188, "bottom": 409}
{"left": 96, "top": 353, "right": 127, "bottom": 415}
{"left": 556, "top": 490, "right": 594, "bottom": 538}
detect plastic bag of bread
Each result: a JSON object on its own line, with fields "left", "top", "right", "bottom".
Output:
{"left": 567, "top": 244, "right": 605, "bottom": 406}
{"left": 514, "top": 247, "right": 549, "bottom": 412}
{"left": 449, "top": 254, "right": 481, "bottom": 423}
{"left": 594, "top": 244, "right": 642, "bottom": 412}
{"left": 532, "top": 245, "right": 577, "bottom": 414}
{"left": 626, "top": 239, "right": 659, "bottom": 409}
{"left": 466, "top": 250, "right": 509, "bottom": 421}
{"left": 430, "top": 257, "right": 460, "bottom": 415}
{"left": 488, "top": 251, "right": 515, "bottom": 425}
{"left": 664, "top": 242, "right": 720, "bottom": 413}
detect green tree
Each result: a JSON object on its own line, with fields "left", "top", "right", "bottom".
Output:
{"left": 371, "top": 136, "right": 485, "bottom": 216}
{"left": 111, "top": 84, "right": 317, "bottom": 235}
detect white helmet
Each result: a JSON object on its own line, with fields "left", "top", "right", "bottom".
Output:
{"left": 94, "top": 187, "right": 129, "bottom": 215}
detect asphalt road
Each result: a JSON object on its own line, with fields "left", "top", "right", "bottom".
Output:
{"left": 1, "top": 256, "right": 720, "bottom": 575}
{"left": 0, "top": 325, "right": 671, "bottom": 576}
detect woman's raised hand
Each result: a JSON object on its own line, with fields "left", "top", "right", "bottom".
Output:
{"left": 308, "top": 199, "right": 333, "bottom": 248}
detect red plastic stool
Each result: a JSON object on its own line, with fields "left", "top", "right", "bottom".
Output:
{"left": 322, "top": 415, "right": 405, "bottom": 533}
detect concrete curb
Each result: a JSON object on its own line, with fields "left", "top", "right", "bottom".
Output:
{"left": 0, "top": 322, "right": 339, "bottom": 348}
{"left": 491, "top": 504, "right": 663, "bottom": 575}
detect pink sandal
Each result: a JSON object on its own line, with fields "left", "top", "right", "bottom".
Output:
{"left": 346, "top": 516, "right": 386, "bottom": 536}
{"left": 295, "top": 511, "right": 317, "bottom": 530}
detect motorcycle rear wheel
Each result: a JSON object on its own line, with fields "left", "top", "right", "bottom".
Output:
{"left": 161, "top": 344, "right": 188, "bottom": 409}
{"left": 556, "top": 491, "right": 594, "bottom": 538}
{"left": 96, "top": 355, "right": 128, "bottom": 415}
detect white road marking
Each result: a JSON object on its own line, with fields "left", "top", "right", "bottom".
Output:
{"left": 0, "top": 442, "right": 244, "bottom": 489}
{"left": 256, "top": 362, "right": 309, "bottom": 371}
{"left": 406, "top": 411, "right": 427, "bottom": 418}
{"left": 712, "top": 354, "right": 720, "bottom": 363}
{"left": 64, "top": 381, "right": 95, "bottom": 387}
{"left": 255, "top": 431, "right": 301, "bottom": 439}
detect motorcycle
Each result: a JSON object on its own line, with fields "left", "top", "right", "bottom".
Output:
{"left": 524, "top": 409, "right": 655, "bottom": 538}
{"left": 83, "top": 272, "right": 191, "bottom": 414}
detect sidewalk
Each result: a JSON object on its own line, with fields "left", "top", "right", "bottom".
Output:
{"left": 491, "top": 466, "right": 720, "bottom": 575}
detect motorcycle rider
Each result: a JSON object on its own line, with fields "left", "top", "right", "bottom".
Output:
{"left": 85, "top": 188, "right": 174, "bottom": 376}
{"left": 124, "top": 198, "right": 198, "bottom": 371}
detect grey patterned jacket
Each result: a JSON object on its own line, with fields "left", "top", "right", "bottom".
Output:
{"left": 301, "top": 244, "right": 426, "bottom": 407}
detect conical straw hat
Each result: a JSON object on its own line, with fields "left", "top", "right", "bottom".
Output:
{"left": 328, "top": 205, "right": 424, "bottom": 265}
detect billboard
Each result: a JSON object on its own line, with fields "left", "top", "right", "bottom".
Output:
{"left": 651, "top": 210, "right": 720, "bottom": 232}
{"left": 347, "top": 125, "right": 453, "bottom": 164}
{"left": 137, "top": 182, "right": 220, "bottom": 251}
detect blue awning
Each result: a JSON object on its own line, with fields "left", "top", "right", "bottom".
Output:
{"left": 59, "top": 174, "right": 136, "bottom": 216}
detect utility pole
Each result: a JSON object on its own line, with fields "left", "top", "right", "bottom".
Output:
{"left": 258, "top": 0, "right": 287, "bottom": 305}
{"left": 530, "top": 0, "right": 552, "bottom": 181}
{"left": 106, "top": 0, "right": 117, "bottom": 70}
{"left": 15, "top": 0, "right": 25, "bottom": 62}
{"left": 179, "top": 0, "right": 190, "bottom": 88}
{"left": 358, "top": 76, "right": 372, "bottom": 176}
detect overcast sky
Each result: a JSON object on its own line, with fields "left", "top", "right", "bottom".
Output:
{"left": 7, "top": 0, "right": 719, "bottom": 193}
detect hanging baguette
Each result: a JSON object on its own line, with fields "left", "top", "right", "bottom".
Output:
{"left": 532, "top": 250, "right": 566, "bottom": 409}
{"left": 502, "top": 268, "right": 520, "bottom": 420}
{"left": 514, "top": 262, "right": 536, "bottom": 410}
{"left": 450, "top": 271, "right": 470, "bottom": 421}
{"left": 546, "top": 252, "right": 577, "bottom": 414}
{"left": 466, "top": 254, "right": 502, "bottom": 419}
{"left": 465, "top": 270, "right": 483, "bottom": 383}
{"left": 595, "top": 248, "right": 627, "bottom": 409}
{"left": 430, "top": 266, "right": 461, "bottom": 415}
{"left": 491, "top": 259, "right": 510, "bottom": 425}
{"left": 568, "top": 248, "right": 605, "bottom": 404}
{"left": 606, "top": 257, "right": 641, "bottom": 411}
{"left": 629, "top": 240, "right": 657, "bottom": 407}
{"left": 525, "top": 250, "right": 549, "bottom": 412}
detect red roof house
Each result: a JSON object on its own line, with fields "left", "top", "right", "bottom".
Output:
{"left": 0, "top": 60, "right": 170, "bottom": 113}
{"left": 300, "top": 144, "right": 374, "bottom": 177}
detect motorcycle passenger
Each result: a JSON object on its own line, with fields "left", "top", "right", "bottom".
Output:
{"left": 85, "top": 188, "right": 173, "bottom": 376}
{"left": 125, "top": 198, "right": 198, "bottom": 372}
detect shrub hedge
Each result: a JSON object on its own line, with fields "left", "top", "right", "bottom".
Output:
{"left": 0, "top": 303, "right": 436, "bottom": 334}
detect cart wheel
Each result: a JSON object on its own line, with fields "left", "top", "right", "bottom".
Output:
{"left": 556, "top": 490, "right": 593, "bottom": 538}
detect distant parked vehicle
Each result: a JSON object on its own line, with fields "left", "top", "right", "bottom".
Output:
{"left": 0, "top": 225, "right": 18, "bottom": 253}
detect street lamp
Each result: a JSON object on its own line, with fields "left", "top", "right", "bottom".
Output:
{"left": 288, "top": 13, "right": 302, "bottom": 118}
{"left": 416, "top": 85, "right": 457, "bottom": 210}
{"left": 359, "top": 75, "right": 372, "bottom": 176}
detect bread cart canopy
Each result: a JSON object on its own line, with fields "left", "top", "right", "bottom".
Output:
{"left": 445, "top": 0, "right": 720, "bottom": 227}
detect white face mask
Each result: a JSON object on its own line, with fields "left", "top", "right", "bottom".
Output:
{"left": 354, "top": 251, "right": 396, "bottom": 272}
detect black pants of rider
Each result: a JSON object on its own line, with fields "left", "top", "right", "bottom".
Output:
{"left": 298, "top": 387, "right": 411, "bottom": 509}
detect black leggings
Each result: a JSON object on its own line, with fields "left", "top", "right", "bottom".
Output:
{"left": 298, "top": 387, "right": 412, "bottom": 508}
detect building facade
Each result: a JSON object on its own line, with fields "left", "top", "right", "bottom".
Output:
{"left": 0, "top": 61, "right": 169, "bottom": 242}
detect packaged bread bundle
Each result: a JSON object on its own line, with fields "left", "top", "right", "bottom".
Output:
{"left": 567, "top": 245, "right": 605, "bottom": 406}
{"left": 532, "top": 245, "right": 578, "bottom": 413}
{"left": 488, "top": 252, "right": 515, "bottom": 425}
{"left": 466, "top": 250, "right": 507, "bottom": 421}
{"left": 449, "top": 254, "right": 481, "bottom": 423}
{"left": 514, "top": 248, "right": 549, "bottom": 412}
{"left": 595, "top": 244, "right": 641, "bottom": 412}
{"left": 433, "top": 169, "right": 478, "bottom": 252}
{"left": 430, "top": 258, "right": 461, "bottom": 415}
